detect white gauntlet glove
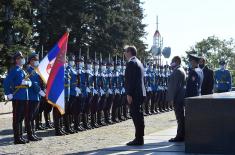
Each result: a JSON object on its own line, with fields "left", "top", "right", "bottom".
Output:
{"left": 7, "top": 94, "right": 13, "bottom": 100}
{"left": 75, "top": 87, "right": 81, "bottom": 96}
{"left": 39, "top": 90, "right": 46, "bottom": 97}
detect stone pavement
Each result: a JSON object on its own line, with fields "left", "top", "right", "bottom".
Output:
{"left": 78, "top": 127, "right": 215, "bottom": 155}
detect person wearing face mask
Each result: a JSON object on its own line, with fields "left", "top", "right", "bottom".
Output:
{"left": 3, "top": 51, "right": 32, "bottom": 144}
{"left": 120, "top": 60, "right": 130, "bottom": 120}
{"left": 111, "top": 60, "right": 123, "bottom": 123}
{"left": 214, "top": 60, "right": 232, "bottom": 93}
{"left": 25, "top": 53, "right": 45, "bottom": 141}
{"left": 82, "top": 59, "right": 93, "bottom": 129}
{"left": 97, "top": 61, "right": 107, "bottom": 126}
{"left": 166, "top": 56, "right": 186, "bottom": 142}
{"left": 103, "top": 61, "right": 114, "bottom": 125}
{"left": 64, "top": 55, "right": 77, "bottom": 134}
{"left": 90, "top": 60, "right": 100, "bottom": 128}
{"left": 74, "top": 56, "right": 86, "bottom": 132}
{"left": 185, "top": 54, "right": 203, "bottom": 98}
{"left": 199, "top": 58, "right": 214, "bottom": 95}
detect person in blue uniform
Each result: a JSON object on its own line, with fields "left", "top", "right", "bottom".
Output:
{"left": 25, "top": 53, "right": 44, "bottom": 141}
{"left": 53, "top": 57, "right": 70, "bottom": 136}
{"left": 144, "top": 62, "right": 152, "bottom": 115}
{"left": 90, "top": 60, "right": 100, "bottom": 128}
{"left": 3, "top": 51, "right": 32, "bottom": 144}
{"left": 64, "top": 55, "right": 76, "bottom": 134}
{"left": 214, "top": 60, "right": 232, "bottom": 93}
{"left": 82, "top": 59, "right": 93, "bottom": 129}
{"left": 150, "top": 64, "right": 157, "bottom": 114}
{"left": 104, "top": 61, "right": 114, "bottom": 124}
{"left": 112, "top": 60, "right": 122, "bottom": 123}
{"left": 73, "top": 56, "right": 86, "bottom": 131}
{"left": 97, "top": 61, "right": 107, "bottom": 126}
{"left": 120, "top": 60, "right": 129, "bottom": 120}
{"left": 185, "top": 54, "right": 203, "bottom": 97}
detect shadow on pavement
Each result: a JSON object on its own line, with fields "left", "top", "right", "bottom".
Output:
{"left": 65, "top": 142, "right": 185, "bottom": 155}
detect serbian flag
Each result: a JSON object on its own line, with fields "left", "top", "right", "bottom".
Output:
{"left": 36, "top": 32, "right": 69, "bottom": 114}
{"left": 36, "top": 32, "right": 69, "bottom": 84}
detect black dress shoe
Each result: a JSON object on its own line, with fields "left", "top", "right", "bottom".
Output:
{"left": 28, "top": 135, "right": 39, "bottom": 141}
{"left": 55, "top": 130, "right": 65, "bottom": 136}
{"left": 21, "top": 137, "right": 29, "bottom": 143}
{"left": 168, "top": 137, "right": 184, "bottom": 142}
{"left": 126, "top": 138, "right": 144, "bottom": 146}
{"left": 14, "top": 138, "right": 26, "bottom": 144}
{"left": 33, "top": 134, "right": 42, "bottom": 141}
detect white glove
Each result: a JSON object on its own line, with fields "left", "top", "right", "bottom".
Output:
{"left": 86, "top": 87, "right": 91, "bottom": 93}
{"left": 7, "top": 94, "right": 13, "bottom": 100}
{"left": 115, "top": 89, "right": 120, "bottom": 94}
{"left": 93, "top": 89, "right": 98, "bottom": 95}
{"left": 108, "top": 89, "right": 113, "bottom": 94}
{"left": 121, "top": 88, "right": 125, "bottom": 94}
{"left": 147, "top": 87, "right": 152, "bottom": 92}
{"left": 39, "top": 90, "right": 46, "bottom": 97}
{"left": 21, "top": 79, "right": 32, "bottom": 87}
{"left": 75, "top": 87, "right": 81, "bottom": 96}
{"left": 100, "top": 89, "right": 105, "bottom": 96}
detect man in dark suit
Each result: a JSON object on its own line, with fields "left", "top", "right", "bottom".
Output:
{"left": 167, "top": 56, "right": 186, "bottom": 142}
{"left": 124, "top": 45, "right": 146, "bottom": 146}
{"left": 199, "top": 58, "right": 214, "bottom": 95}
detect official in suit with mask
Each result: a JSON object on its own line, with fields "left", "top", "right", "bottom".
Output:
{"left": 167, "top": 56, "right": 186, "bottom": 142}
{"left": 124, "top": 45, "right": 146, "bottom": 146}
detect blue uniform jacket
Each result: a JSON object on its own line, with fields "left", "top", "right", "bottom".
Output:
{"left": 215, "top": 69, "right": 232, "bottom": 91}
{"left": 27, "top": 66, "right": 42, "bottom": 101}
{"left": 3, "top": 66, "right": 28, "bottom": 100}
{"left": 68, "top": 65, "right": 77, "bottom": 96}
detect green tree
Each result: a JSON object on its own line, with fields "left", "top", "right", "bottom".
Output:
{"left": 183, "top": 36, "right": 235, "bottom": 70}
{"left": 0, "top": 0, "right": 32, "bottom": 72}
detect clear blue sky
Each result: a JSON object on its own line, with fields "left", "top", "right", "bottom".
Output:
{"left": 142, "top": 0, "right": 235, "bottom": 59}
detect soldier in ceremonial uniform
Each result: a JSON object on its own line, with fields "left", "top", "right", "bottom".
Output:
{"left": 214, "top": 60, "right": 232, "bottom": 93}
{"left": 104, "top": 60, "right": 114, "bottom": 124}
{"left": 64, "top": 55, "right": 77, "bottom": 134}
{"left": 90, "top": 59, "right": 100, "bottom": 128}
{"left": 150, "top": 64, "right": 157, "bottom": 114}
{"left": 82, "top": 59, "right": 93, "bottom": 129}
{"left": 111, "top": 60, "right": 122, "bottom": 122}
{"left": 97, "top": 60, "right": 107, "bottom": 126}
{"left": 74, "top": 56, "right": 86, "bottom": 131}
{"left": 3, "top": 51, "right": 32, "bottom": 144}
{"left": 144, "top": 62, "right": 153, "bottom": 115}
{"left": 25, "top": 53, "right": 44, "bottom": 141}
{"left": 185, "top": 54, "right": 203, "bottom": 97}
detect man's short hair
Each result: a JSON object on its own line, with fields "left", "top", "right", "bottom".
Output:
{"left": 124, "top": 45, "right": 137, "bottom": 56}
{"left": 173, "top": 56, "right": 181, "bottom": 65}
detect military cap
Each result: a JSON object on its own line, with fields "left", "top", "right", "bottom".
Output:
{"left": 219, "top": 59, "right": 226, "bottom": 65}
{"left": 68, "top": 55, "right": 75, "bottom": 61}
{"left": 188, "top": 54, "right": 201, "bottom": 62}
{"left": 28, "top": 52, "right": 39, "bottom": 63}
{"left": 13, "top": 51, "right": 24, "bottom": 60}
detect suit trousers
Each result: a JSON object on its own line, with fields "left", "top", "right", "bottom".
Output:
{"left": 173, "top": 99, "right": 185, "bottom": 138}
{"left": 129, "top": 98, "right": 145, "bottom": 139}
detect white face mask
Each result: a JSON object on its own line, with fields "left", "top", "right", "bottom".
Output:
{"left": 95, "top": 65, "right": 99, "bottom": 71}
{"left": 116, "top": 65, "right": 121, "bottom": 71}
{"left": 123, "top": 66, "right": 126, "bottom": 70}
{"left": 101, "top": 66, "right": 106, "bottom": 71}
{"left": 110, "top": 66, "right": 114, "bottom": 71}
{"left": 87, "top": 64, "right": 92, "bottom": 70}
{"left": 20, "top": 58, "right": 25, "bottom": 66}
{"left": 34, "top": 61, "right": 39, "bottom": 67}
{"left": 69, "top": 61, "right": 75, "bottom": 66}
{"left": 220, "top": 65, "right": 225, "bottom": 70}
{"left": 79, "top": 62, "right": 84, "bottom": 68}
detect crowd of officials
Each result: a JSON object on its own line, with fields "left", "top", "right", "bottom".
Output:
{"left": 2, "top": 48, "right": 232, "bottom": 145}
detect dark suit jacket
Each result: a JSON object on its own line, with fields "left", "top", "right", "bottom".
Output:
{"left": 201, "top": 66, "right": 214, "bottom": 95}
{"left": 125, "top": 57, "right": 146, "bottom": 103}
{"left": 167, "top": 66, "right": 186, "bottom": 102}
